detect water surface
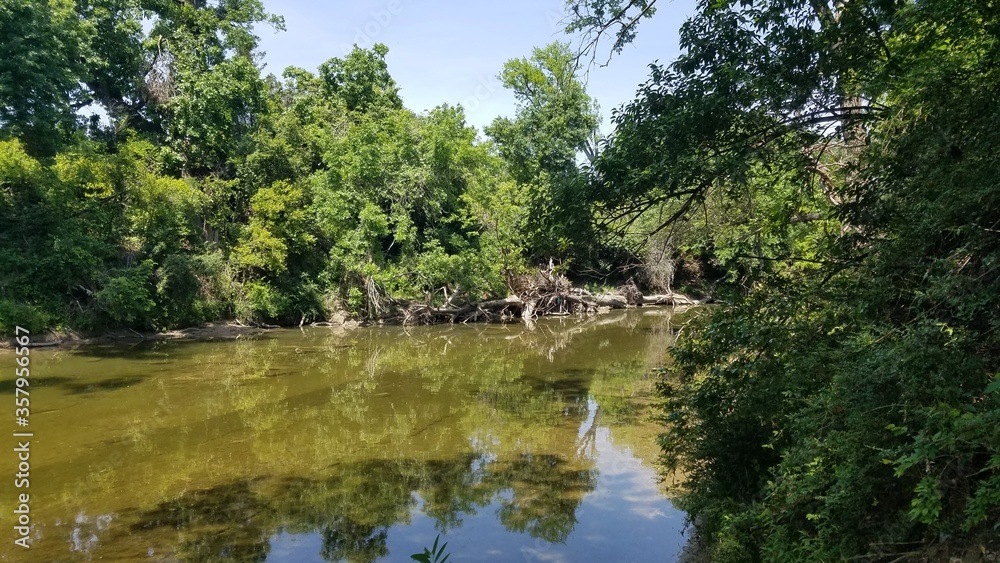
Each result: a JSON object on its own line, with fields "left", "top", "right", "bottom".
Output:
{"left": 0, "top": 309, "right": 691, "bottom": 562}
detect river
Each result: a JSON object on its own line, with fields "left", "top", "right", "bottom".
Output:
{"left": 0, "top": 308, "right": 693, "bottom": 562}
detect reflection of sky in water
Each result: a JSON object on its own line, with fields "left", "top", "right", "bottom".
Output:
{"left": 264, "top": 402, "right": 686, "bottom": 562}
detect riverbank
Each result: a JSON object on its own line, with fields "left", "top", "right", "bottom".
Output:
{"left": 390, "top": 273, "right": 702, "bottom": 324}
{"left": 3, "top": 280, "right": 702, "bottom": 350}
{"left": 0, "top": 321, "right": 273, "bottom": 350}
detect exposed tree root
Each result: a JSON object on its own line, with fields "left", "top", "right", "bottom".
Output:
{"left": 389, "top": 270, "right": 700, "bottom": 325}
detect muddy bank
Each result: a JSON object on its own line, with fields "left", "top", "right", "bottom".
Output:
{"left": 3, "top": 279, "right": 701, "bottom": 350}
{"left": 389, "top": 273, "right": 702, "bottom": 325}
{"left": 0, "top": 321, "right": 271, "bottom": 350}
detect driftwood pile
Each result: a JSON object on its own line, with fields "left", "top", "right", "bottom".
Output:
{"left": 396, "top": 270, "right": 699, "bottom": 325}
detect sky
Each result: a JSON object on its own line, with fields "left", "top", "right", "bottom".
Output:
{"left": 255, "top": 0, "right": 697, "bottom": 136}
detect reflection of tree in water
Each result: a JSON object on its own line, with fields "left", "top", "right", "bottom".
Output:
{"left": 418, "top": 457, "right": 495, "bottom": 531}
{"left": 132, "top": 481, "right": 272, "bottom": 563}
{"left": 269, "top": 462, "right": 420, "bottom": 562}
{"left": 130, "top": 452, "right": 596, "bottom": 561}
{"left": 24, "top": 310, "right": 685, "bottom": 563}
{"left": 104, "top": 312, "right": 684, "bottom": 561}
{"left": 489, "top": 454, "right": 597, "bottom": 543}
{"left": 320, "top": 517, "right": 389, "bottom": 563}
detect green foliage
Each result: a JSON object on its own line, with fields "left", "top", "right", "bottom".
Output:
{"left": 485, "top": 42, "right": 600, "bottom": 263}
{"left": 163, "top": 56, "right": 269, "bottom": 174}
{"left": 238, "top": 280, "right": 287, "bottom": 322}
{"left": 565, "top": 0, "right": 658, "bottom": 57}
{"left": 153, "top": 251, "right": 235, "bottom": 328}
{"left": 410, "top": 534, "right": 450, "bottom": 563}
{"left": 567, "top": 0, "right": 1000, "bottom": 559}
{"left": 300, "top": 83, "right": 522, "bottom": 310}
{"left": 4, "top": 0, "right": 997, "bottom": 560}
{"left": 889, "top": 374, "right": 1000, "bottom": 532}
{"left": 95, "top": 260, "right": 155, "bottom": 327}
{"left": 487, "top": 42, "right": 597, "bottom": 184}
{"left": 319, "top": 43, "right": 402, "bottom": 113}
{"left": 233, "top": 180, "right": 317, "bottom": 276}
{"left": 1, "top": 20, "right": 536, "bottom": 334}
{"left": 462, "top": 177, "right": 529, "bottom": 290}
{"left": 0, "top": 134, "right": 227, "bottom": 333}
{"left": 0, "top": 0, "right": 89, "bottom": 156}
{"left": 0, "top": 299, "right": 58, "bottom": 335}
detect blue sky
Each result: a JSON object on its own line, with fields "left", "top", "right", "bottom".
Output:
{"left": 255, "top": 0, "right": 697, "bottom": 135}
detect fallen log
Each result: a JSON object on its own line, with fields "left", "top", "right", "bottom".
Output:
{"left": 25, "top": 340, "right": 63, "bottom": 348}
{"left": 592, "top": 293, "right": 629, "bottom": 309}
{"left": 643, "top": 293, "right": 701, "bottom": 306}
{"left": 560, "top": 293, "right": 628, "bottom": 309}
{"left": 407, "top": 296, "right": 524, "bottom": 324}
{"left": 431, "top": 296, "right": 524, "bottom": 317}
{"left": 396, "top": 276, "right": 700, "bottom": 325}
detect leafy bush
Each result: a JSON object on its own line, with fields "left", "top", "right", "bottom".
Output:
{"left": 94, "top": 260, "right": 156, "bottom": 328}
{"left": 0, "top": 300, "right": 59, "bottom": 336}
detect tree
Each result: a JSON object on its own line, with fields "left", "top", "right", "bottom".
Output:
{"left": 0, "top": 0, "right": 90, "bottom": 156}
{"left": 151, "top": 0, "right": 284, "bottom": 175}
{"left": 567, "top": 0, "right": 1000, "bottom": 559}
{"left": 75, "top": 0, "right": 149, "bottom": 131}
{"left": 485, "top": 42, "right": 600, "bottom": 263}
{"left": 318, "top": 43, "right": 402, "bottom": 114}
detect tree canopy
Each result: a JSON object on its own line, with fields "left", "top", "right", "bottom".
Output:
{"left": 0, "top": 0, "right": 598, "bottom": 332}
{"left": 566, "top": 0, "right": 1000, "bottom": 559}
{"left": 1, "top": 0, "right": 998, "bottom": 558}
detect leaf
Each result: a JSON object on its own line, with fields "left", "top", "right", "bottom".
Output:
{"left": 985, "top": 374, "right": 1000, "bottom": 395}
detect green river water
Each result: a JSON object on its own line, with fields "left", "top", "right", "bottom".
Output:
{"left": 0, "top": 308, "right": 692, "bottom": 562}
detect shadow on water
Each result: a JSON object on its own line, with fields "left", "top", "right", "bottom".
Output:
{"left": 65, "top": 342, "right": 185, "bottom": 360}
{"left": 0, "top": 373, "right": 144, "bottom": 395}
{"left": 593, "top": 394, "right": 644, "bottom": 424}
{"left": 0, "top": 375, "right": 74, "bottom": 393}
{"left": 128, "top": 454, "right": 596, "bottom": 563}
{"left": 523, "top": 367, "right": 595, "bottom": 396}
{"left": 63, "top": 375, "right": 147, "bottom": 394}
{"left": 64, "top": 333, "right": 277, "bottom": 360}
